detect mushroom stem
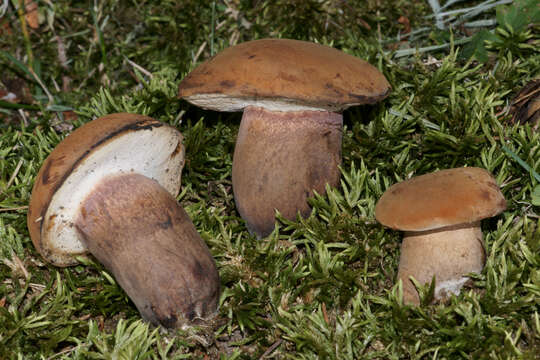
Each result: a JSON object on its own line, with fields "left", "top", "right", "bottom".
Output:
{"left": 75, "top": 173, "right": 219, "bottom": 328}
{"left": 232, "top": 106, "right": 342, "bottom": 237}
{"left": 398, "top": 221, "right": 485, "bottom": 304}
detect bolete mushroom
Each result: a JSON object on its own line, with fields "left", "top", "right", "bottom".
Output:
{"left": 178, "top": 38, "right": 390, "bottom": 238}
{"left": 27, "top": 113, "right": 220, "bottom": 328}
{"left": 374, "top": 167, "right": 506, "bottom": 304}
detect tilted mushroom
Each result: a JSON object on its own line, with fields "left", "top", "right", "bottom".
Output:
{"left": 178, "top": 38, "right": 390, "bottom": 238}
{"left": 27, "top": 113, "right": 220, "bottom": 327}
{"left": 375, "top": 167, "right": 506, "bottom": 304}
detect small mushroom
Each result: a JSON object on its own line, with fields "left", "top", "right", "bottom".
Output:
{"left": 178, "top": 38, "right": 390, "bottom": 238}
{"left": 374, "top": 167, "right": 506, "bottom": 304}
{"left": 27, "top": 113, "right": 220, "bottom": 328}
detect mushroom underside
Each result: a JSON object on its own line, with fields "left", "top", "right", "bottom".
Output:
{"left": 37, "top": 124, "right": 184, "bottom": 266}
{"left": 397, "top": 221, "right": 485, "bottom": 304}
{"left": 232, "top": 106, "right": 343, "bottom": 237}
{"left": 76, "top": 173, "right": 220, "bottom": 328}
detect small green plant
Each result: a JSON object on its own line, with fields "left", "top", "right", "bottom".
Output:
{"left": 462, "top": 0, "right": 540, "bottom": 62}
{"left": 501, "top": 144, "right": 540, "bottom": 206}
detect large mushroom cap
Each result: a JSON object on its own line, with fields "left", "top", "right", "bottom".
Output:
{"left": 27, "top": 113, "right": 185, "bottom": 266}
{"left": 178, "top": 38, "right": 391, "bottom": 112}
{"left": 375, "top": 167, "right": 506, "bottom": 232}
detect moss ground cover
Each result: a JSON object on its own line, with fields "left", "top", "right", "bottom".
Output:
{"left": 0, "top": 0, "right": 539, "bottom": 358}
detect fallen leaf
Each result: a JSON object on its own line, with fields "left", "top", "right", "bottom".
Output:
{"left": 25, "top": 0, "right": 39, "bottom": 29}
{"left": 508, "top": 78, "right": 540, "bottom": 126}
{"left": 397, "top": 15, "right": 411, "bottom": 35}
{"left": 62, "top": 110, "right": 78, "bottom": 122}
{"left": 357, "top": 17, "right": 372, "bottom": 31}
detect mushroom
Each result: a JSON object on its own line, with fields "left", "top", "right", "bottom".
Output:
{"left": 374, "top": 167, "right": 506, "bottom": 304}
{"left": 27, "top": 113, "right": 220, "bottom": 328}
{"left": 178, "top": 38, "right": 390, "bottom": 238}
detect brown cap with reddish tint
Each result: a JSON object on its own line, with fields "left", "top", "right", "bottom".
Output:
{"left": 27, "top": 113, "right": 185, "bottom": 266}
{"left": 375, "top": 167, "right": 506, "bottom": 231}
{"left": 178, "top": 39, "right": 391, "bottom": 112}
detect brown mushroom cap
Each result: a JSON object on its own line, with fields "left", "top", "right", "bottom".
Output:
{"left": 178, "top": 38, "right": 391, "bottom": 112}
{"left": 27, "top": 113, "right": 185, "bottom": 266}
{"left": 375, "top": 167, "right": 506, "bottom": 231}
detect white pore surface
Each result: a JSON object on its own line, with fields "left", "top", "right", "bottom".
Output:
{"left": 184, "top": 94, "right": 346, "bottom": 112}
{"left": 435, "top": 277, "right": 470, "bottom": 299}
{"left": 42, "top": 126, "right": 184, "bottom": 261}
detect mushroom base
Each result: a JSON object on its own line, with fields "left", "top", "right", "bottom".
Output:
{"left": 232, "top": 106, "right": 343, "bottom": 238}
{"left": 398, "top": 222, "right": 485, "bottom": 304}
{"left": 75, "top": 173, "right": 220, "bottom": 328}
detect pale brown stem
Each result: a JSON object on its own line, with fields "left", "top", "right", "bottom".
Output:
{"left": 398, "top": 221, "right": 485, "bottom": 304}
{"left": 75, "top": 173, "right": 219, "bottom": 328}
{"left": 232, "top": 106, "right": 343, "bottom": 238}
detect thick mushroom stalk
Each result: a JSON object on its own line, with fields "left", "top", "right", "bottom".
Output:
{"left": 28, "top": 113, "right": 221, "bottom": 328}
{"left": 178, "top": 39, "right": 391, "bottom": 238}
{"left": 374, "top": 167, "right": 506, "bottom": 305}
{"left": 398, "top": 222, "right": 484, "bottom": 304}
{"left": 232, "top": 106, "right": 342, "bottom": 237}
{"left": 76, "top": 173, "right": 219, "bottom": 327}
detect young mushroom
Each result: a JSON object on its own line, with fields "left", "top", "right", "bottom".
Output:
{"left": 27, "top": 113, "right": 220, "bottom": 328}
{"left": 178, "top": 38, "right": 390, "bottom": 238}
{"left": 374, "top": 167, "right": 506, "bottom": 304}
